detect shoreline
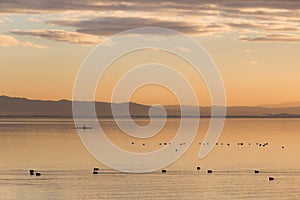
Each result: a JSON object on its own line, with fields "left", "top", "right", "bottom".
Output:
{"left": 1, "top": 115, "right": 300, "bottom": 119}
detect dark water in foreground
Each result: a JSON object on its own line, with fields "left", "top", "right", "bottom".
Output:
{"left": 1, "top": 169, "right": 299, "bottom": 200}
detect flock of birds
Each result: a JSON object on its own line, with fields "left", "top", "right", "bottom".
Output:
{"left": 130, "top": 141, "right": 285, "bottom": 150}
{"left": 28, "top": 167, "right": 276, "bottom": 181}
{"left": 28, "top": 141, "right": 285, "bottom": 181}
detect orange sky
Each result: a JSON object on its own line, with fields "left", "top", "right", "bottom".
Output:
{"left": 0, "top": 1, "right": 300, "bottom": 106}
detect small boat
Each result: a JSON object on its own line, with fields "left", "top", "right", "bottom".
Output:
{"left": 75, "top": 125, "right": 93, "bottom": 130}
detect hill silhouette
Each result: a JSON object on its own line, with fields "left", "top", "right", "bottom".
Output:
{"left": 1, "top": 95, "right": 300, "bottom": 118}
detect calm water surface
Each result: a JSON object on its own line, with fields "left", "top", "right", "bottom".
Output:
{"left": 0, "top": 118, "right": 299, "bottom": 199}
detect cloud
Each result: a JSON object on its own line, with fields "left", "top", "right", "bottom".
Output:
{"left": 0, "top": 35, "right": 47, "bottom": 48}
{"left": 0, "top": 16, "right": 13, "bottom": 23}
{"left": 0, "top": 35, "right": 19, "bottom": 47}
{"left": 1, "top": 1, "right": 300, "bottom": 13}
{"left": 249, "top": 61, "right": 258, "bottom": 65}
{"left": 173, "top": 46, "right": 191, "bottom": 53}
{"left": 1, "top": 1, "right": 299, "bottom": 43}
{"left": 227, "top": 21, "right": 266, "bottom": 29}
{"left": 21, "top": 40, "right": 47, "bottom": 48}
{"left": 46, "top": 16, "right": 228, "bottom": 36}
{"left": 227, "top": 20, "right": 300, "bottom": 33}
{"left": 239, "top": 34, "right": 300, "bottom": 43}
{"left": 28, "top": 17, "right": 41, "bottom": 22}
{"left": 10, "top": 29, "right": 103, "bottom": 45}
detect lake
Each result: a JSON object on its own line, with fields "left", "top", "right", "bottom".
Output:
{"left": 0, "top": 118, "right": 299, "bottom": 199}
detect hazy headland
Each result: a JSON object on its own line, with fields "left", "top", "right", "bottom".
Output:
{"left": 1, "top": 95, "right": 300, "bottom": 118}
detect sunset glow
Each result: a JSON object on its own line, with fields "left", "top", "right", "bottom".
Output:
{"left": 0, "top": 1, "right": 299, "bottom": 106}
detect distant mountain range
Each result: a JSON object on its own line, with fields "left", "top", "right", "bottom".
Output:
{"left": 1, "top": 95, "right": 300, "bottom": 118}
{"left": 260, "top": 101, "right": 300, "bottom": 108}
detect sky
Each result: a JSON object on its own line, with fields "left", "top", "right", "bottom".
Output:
{"left": 0, "top": 0, "right": 300, "bottom": 106}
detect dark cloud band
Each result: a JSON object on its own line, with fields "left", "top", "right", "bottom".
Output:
{"left": 10, "top": 29, "right": 102, "bottom": 45}
{"left": 1, "top": 0, "right": 300, "bottom": 13}
{"left": 47, "top": 17, "right": 225, "bottom": 35}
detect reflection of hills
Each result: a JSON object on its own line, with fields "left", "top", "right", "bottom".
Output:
{"left": 1, "top": 95, "right": 300, "bottom": 118}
